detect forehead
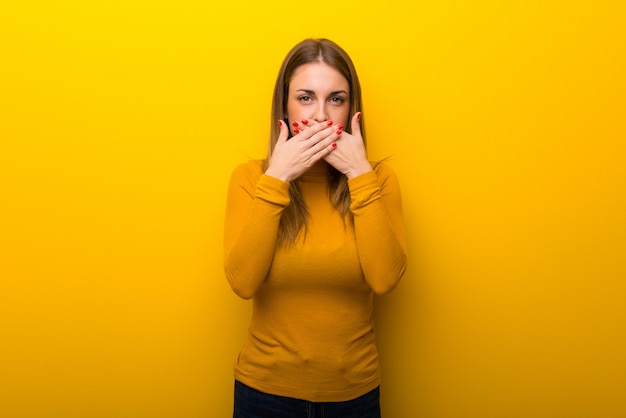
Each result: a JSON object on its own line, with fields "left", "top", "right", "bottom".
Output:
{"left": 289, "top": 62, "right": 349, "bottom": 91}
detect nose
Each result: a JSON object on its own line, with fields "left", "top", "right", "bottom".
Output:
{"left": 312, "top": 103, "right": 329, "bottom": 123}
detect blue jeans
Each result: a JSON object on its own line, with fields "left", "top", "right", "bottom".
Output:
{"left": 233, "top": 380, "right": 382, "bottom": 418}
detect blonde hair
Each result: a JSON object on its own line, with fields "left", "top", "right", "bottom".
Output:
{"left": 264, "top": 38, "right": 366, "bottom": 246}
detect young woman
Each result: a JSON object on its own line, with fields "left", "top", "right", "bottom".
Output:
{"left": 224, "top": 38, "right": 407, "bottom": 418}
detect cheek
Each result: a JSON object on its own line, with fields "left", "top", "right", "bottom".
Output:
{"left": 286, "top": 102, "right": 302, "bottom": 122}
{"left": 331, "top": 106, "right": 350, "bottom": 126}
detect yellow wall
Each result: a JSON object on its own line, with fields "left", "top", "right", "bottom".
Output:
{"left": 1, "top": 1, "right": 624, "bottom": 417}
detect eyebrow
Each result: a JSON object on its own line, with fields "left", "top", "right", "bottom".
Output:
{"left": 296, "top": 89, "right": 348, "bottom": 96}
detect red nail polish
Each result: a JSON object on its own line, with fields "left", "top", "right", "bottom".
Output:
{"left": 336, "top": 129, "right": 342, "bottom": 135}
{"left": 302, "top": 119, "right": 308, "bottom": 125}
{"left": 337, "top": 124, "right": 344, "bottom": 130}
{"left": 294, "top": 128, "right": 300, "bottom": 134}
{"left": 357, "top": 112, "right": 361, "bottom": 120}
{"left": 332, "top": 142, "right": 337, "bottom": 148}
{"left": 327, "top": 120, "right": 333, "bottom": 126}
{"left": 292, "top": 121, "right": 299, "bottom": 127}
{"left": 278, "top": 120, "right": 283, "bottom": 127}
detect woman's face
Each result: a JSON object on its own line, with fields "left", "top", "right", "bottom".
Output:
{"left": 286, "top": 62, "right": 350, "bottom": 134}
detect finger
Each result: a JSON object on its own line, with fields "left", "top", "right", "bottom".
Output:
{"left": 351, "top": 112, "right": 362, "bottom": 136}
{"left": 291, "top": 120, "right": 301, "bottom": 135}
{"left": 295, "top": 119, "right": 311, "bottom": 132}
{"left": 304, "top": 138, "right": 338, "bottom": 167}
{"left": 312, "top": 140, "right": 339, "bottom": 161}
{"left": 298, "top": 119, "right": 329, "bottom": 133}
{"left": 306, "top": 126, "right": 343, "bottom": 158}
{"left": 277, "top": 120, "right": 289, "bottom": 143}
{"left": 304, "top": 123, "right": 339, "bottom": 146}
{"left": 297, "top": 120, "right": 334, "bottom": 142}
{"left": 290, "top": 119, "right": 324, "bottom": 135}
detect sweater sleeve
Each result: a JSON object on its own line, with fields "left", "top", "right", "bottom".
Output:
{"left": 223, "top": 161, "right": 291, "bottom": 299}
{"left": 348, "top": 163, "right": 407, "bottom": 294}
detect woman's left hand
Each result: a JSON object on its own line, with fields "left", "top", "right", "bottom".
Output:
{"left": 323, "top": 112, "right": 372, "bottom": 179}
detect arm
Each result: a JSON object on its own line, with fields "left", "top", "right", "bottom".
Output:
{"left": 223, "top": 161, "right": 290, "bottom": 299}
{"left": 349, "top": 163, "right": 407, "bottom": 294}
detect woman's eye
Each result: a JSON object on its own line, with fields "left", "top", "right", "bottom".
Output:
{"left": 298, "top": 96, "right": 312, "bottom": 102}
{"left": 330, "top": 97, "right": 345, "bottom": 104}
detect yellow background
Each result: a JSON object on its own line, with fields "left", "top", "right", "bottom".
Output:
{"left": 1, "top": 1, "right": 625, "bottom": 417}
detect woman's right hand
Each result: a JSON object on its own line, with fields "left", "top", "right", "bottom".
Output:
{"left": 264, "top": 120, "right": 341, "bottom": 183}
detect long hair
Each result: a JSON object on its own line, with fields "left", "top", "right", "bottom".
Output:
{"left": 264, "top": 38, "right": 366, "bottom": 246}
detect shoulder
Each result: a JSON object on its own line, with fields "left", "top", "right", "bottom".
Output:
{"left": 227, "top": 160, "right": 267, "bottom": 193}
{"left": 230, "top": 159, "right": 265, "bottom": 181}
{"left": 371, "top": 160, "right": 395, "bottom": 175}
{"left": 370, "top": 160, "right": 400, "bottom": 184}
{"left": 368, "top": 160, "right": 403, "bottom": 196}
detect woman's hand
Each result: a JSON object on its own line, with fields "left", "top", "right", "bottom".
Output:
{"left": 323, "top": 112, "right": 372, "bottom": 179}
{"left": 264, "top": 119, "right": 341, "bottom": 183}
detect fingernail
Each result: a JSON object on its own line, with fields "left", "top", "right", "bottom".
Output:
{"left": 327, "top": 121, "right": 333, "bottom": 126}
{"left": 332, "top": 142, "right": 337, "bottom": 148}
{"left": 336, "top": 129, "right": 342, "bottom": 135}
{"left": 337, "top": 124, "right": 344, "bottom": 130}
{"left": 294, "top": 128, "right": 300, "bottom": 134}
{"left": 302, "top": 119, "right": 308, "bottom": 125}
{"left": 292, "top": 121, "right": 299, "bottom": 127}
{"left": 357, "top": 112, "right": 361, "bottom": 120}
{"left": 278, "top": 120, "right": 283, "bottom": 127}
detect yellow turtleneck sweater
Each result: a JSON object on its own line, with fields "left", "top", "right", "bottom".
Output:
{"left": 224, "top": 160, "right": 407, "bottom": 403}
